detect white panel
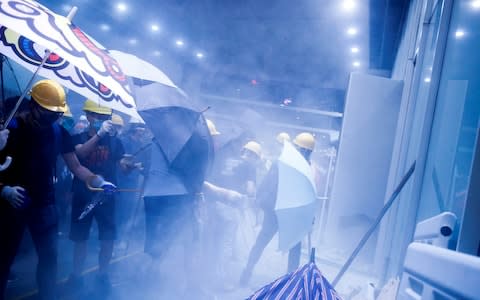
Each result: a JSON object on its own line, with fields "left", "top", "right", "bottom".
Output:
{"left": 398, "top": 242, "right": 480, "bottom": 300}
{"left": 325, "top": 72, "right": 403, "bottom": 257}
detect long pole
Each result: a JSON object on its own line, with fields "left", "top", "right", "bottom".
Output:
{"left": 3, "top": 50, "right": 51, "bottom": 127}
{"left": 332, "top": 161, "right": 416, "bottom": 287}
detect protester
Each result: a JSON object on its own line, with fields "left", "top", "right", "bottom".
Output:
{"left": 0, "top": 80, "right": 115, "bottom": 300}
{"left": 239, "top": 132, "right": 316, "bottom": 285}
{"left": 66, "top": 100, "right": 135, "bottom": 295}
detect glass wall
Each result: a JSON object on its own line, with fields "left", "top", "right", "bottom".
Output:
{"left": 416, "top": 0, "right": 480, "bottom": 247}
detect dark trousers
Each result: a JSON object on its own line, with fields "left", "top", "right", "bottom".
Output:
{"left": 244, "top": 210, "right": 301, "bottom": 274}
{"left": 0, "top": 204, "right": 58, "bottom": 300}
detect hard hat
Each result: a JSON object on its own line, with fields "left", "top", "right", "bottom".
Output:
{"left": 276, "top": 132, "right": 290, "bottom": 144}
{"left": 111, "top": 113, "right": 124, "bottom": 126}
{"left": 83, "top": 99, "right": 112, "bottom": 115}
{"left": 293, "top": 132, "right": 315, "bottom": 151}
{"left": 206, "top": 119, "right": 220, "bottom": 136}
{"left": 30, "top": 79, "right": 67, "bottom": 113}
{"left": 63, "top": 104, "right": 73, "bottom": 118}
{"left": 243, "top": 141, "right": 262, "bottom": 157}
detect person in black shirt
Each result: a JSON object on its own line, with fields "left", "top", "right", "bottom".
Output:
{"left": 67, "top": 100, "right": 133, "bottom": 294}
{"left": 0, "top": 80, "right": 114, "bottom": 300}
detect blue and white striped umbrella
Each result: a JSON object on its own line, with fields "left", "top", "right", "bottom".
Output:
{"left": 247, "top": 262, "right": 342, "bottom": 300}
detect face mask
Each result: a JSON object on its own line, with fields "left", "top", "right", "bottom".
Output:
{"left": 32, "top": 105, "right": 62, "bottom": 127}
{"left": 92, "top": 119, "right": 103, "bottom": 132}
{"left": 61, "top": 117, "right": 75, "bottom": 132}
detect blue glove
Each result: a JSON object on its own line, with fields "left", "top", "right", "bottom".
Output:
{"left": 90, "top": 176, "right": 117, "bottom": 194}
{"left": 1, "top": 185, "right": 26, "bottom": 208}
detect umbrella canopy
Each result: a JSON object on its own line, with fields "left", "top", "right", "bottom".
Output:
{"left": 276, "top": 141, "right": 318, "bottom": 251}
{"left": 136, "top": 82, "right": 213, "bottom": 194}
{"left": 143, "top": 143, "right": 188, "bottom": 197}
{"left": 247, "top": 261, "right": 342, "bottom": 300}
{"left": 109, "top": 50, "right": 177, "bottom": 88}
{"left": 109, "top": 49, "right": 214, "bottom": 194}
{"left": 0, "top": 0, "right": 136, "bottom": 117}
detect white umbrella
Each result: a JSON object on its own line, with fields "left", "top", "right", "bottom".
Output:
{"left": 276, "top": 141, "right": 318, "bottom": 251}
{"left": 109, "top": 50, "right": 177, "bottom": 88}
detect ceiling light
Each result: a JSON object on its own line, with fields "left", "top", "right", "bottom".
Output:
{"left": 116, "top": 3, "right": 128, "bottom": 13}
{"left": 151, "top": 24, "right": 160, "bottom": 32}
{"left": 351, "top": 47, "right": 359, "bottom": 53}
{"left": 342, "top": 0, "right": 356, "bottom": 11}
{"left": 100, "top": 24, "right": 110, "bottom": 31}
{"left": 62, "top": 4, "right": 73, "bottom": 13}
{"left": 471, "top": 1, "right": 480, "bottom": 9}
{"left": 424, "top": 77, "right": 431, "bottom": 83}
{"left": 455, "top": 30, "right": 465, "bottom": 38}
{"left": 128, "top": 38, "right": 137, "bottom": 45}
{"left": 175, "top": 39, "right": 184, "bottom": 47}
{"left": 352, "top": 61, "right": 360, "bottom": 67}
{"left": 347, "top": 27, "right": 358, "bottom": 35}
{"left": 153, "top": 50, "right": 162, "bottom": 56}
{"left": 196, "top": 52, "right": 204, "bottom": 58}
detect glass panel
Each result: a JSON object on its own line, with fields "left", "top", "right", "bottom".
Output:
{"left": 417, "top": 1, "right": 480, "bottom": 237}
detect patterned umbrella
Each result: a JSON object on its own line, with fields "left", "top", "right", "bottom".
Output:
{"left": 247, "top": 260, "right": 342, "bottom": 300}
{"left": 0, "top": 0, "right": 136, "bottom": 117}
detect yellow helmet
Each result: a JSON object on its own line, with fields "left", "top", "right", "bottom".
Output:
{"left": 206, "top": 119, "right": 220, "bottom": 136}
{"left": 293, "top": 132, "right": 315, "bottom": 151}
{"left": 243, "top": 141, "right": 262, "bottom": 157}
{"left": 30, "top": 79, "right": 67, "bottom": 113}
{"left": 276, "top": 132, "right": 290, "bottom": 144}
{"left": 83, "top": 99, "right": 112, "bottom": 115}
{"left": 111, "top": 113, "right": 124, "bottom": 126}
{"left": 63, "top": 104, "right": 73, "bottom": 118}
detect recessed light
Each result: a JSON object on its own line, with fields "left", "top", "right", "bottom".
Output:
{"left": 347, "top": 27, "right": 358, "bottom": 35}
{"left": 342, "top": 0, "right": 356, "bottom": 10}
{"left": 175, "top": 39, "right": 184, "bottom": 47}
{"left": 116, "top": 3, "right": 127, "bottom": 12}
{"left": 100, "top": 24, "right": 110, "bottom": 31}
{"left": 455, "top": 30, "right": 465, "bottom": 38}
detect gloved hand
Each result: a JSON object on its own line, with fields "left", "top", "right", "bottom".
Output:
{"left": 0, "top": 129, "right": 9, "bottom": 151}
{"left": 121, "top": 155, "right": 143, "bottom": 170}
{"left": 97, "top": 120, "right": 114, "bottom": 137}
{"left": 90, "top": 175, "right": 117, "bottom": 194}
{"left": 1, "top": 185, "right": 25, "bottom": 208}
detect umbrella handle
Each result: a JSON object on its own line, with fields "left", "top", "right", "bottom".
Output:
{"left": 0, "top": 156, "right": 12, "bottom": 171}
{"left": 85, "top": 179, "right": 141, "bottom": 193}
